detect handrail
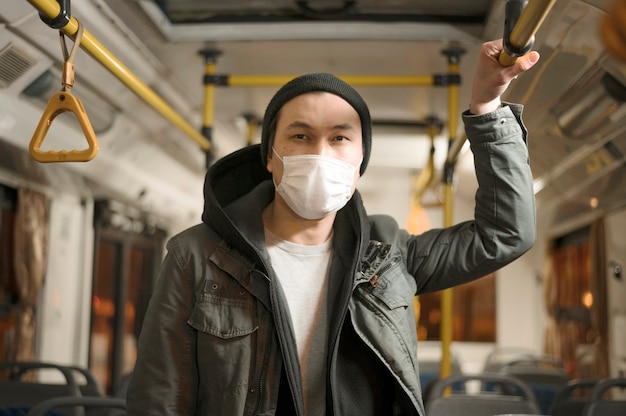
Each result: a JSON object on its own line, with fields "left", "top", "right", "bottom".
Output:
{"left": 499, "top": 0, "right": 558, "bottom": 66}
{"left": 438, "top": 0, "right": 557, "bottom": 382}
{"left": 29, "top": 20, "right": 99, "bottom": 162}
{"left": 440, "top": 46, "right": 462, "bottom": 383}
{"left": 27, "top": 0, "right": 211, "bottom": 152}
{"left": 446, "top": 0, "right": 558, "bottom": 166}
{"left": 227, "top": 74, "right": 439, "bottom": 87}
{"left": 28, "top": 0, "right": 464, "bottom": 161}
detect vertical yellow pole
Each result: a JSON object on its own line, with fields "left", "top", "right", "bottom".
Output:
{"left": 439, "top": 44, "right": 465, "bottom": 382}
{"left": 437, "top": 0, "right": 557, "bottom": 384}
{"left": 242, "top": 113, "right": 258, "bottom": 146}
{"left": 198, "top": 48, "right": 221, "bottom": 167}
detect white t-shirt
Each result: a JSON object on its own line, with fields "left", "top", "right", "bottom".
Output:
{"left": 265, "top": 229, "right": 332, "bottom": 416}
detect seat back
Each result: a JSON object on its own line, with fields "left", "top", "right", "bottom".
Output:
{"left": 26, "top": 397, "right": 126, "bottom": 416}
{"left": 500, "top": 358, "right": 570, "bottom": 414}
{"left": 425, "top": 373, "right": 541, "bottom": 416}
{"left": 482, "top": 347, "right": 542, "bottom": 373}
{"left": 583, "top": 377, "right": 626, "bottom": 416}
{"left": 419, "top": 358, "right": 464, "bottom": 395}
{"left": 0, "top": 361, "right": 81, "bottom": 416}
{"left": 67, "top": 367, "right": 104, "bottom": 398}
{"left": 548, "top": 379, "right": 597, "bottom": 416}
{"left": 112, "top": 371, "right": 133, "bottom": 399}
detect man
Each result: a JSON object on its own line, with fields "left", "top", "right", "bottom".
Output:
{"left": 127, "top": 39, "right": 540, "bottom": 415}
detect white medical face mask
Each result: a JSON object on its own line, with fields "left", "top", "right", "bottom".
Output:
{"left": 273, "top": 147, "right": 361, "bottom": 220}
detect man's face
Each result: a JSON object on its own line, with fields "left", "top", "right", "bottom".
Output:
{"left": 266, "top": 91, "right": 363, "bottom": 193}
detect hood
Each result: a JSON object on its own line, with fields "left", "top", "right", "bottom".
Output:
{"left": 202, "top": 143, "right": 272, "bottom": 230}
{"left": 201, "top": 144, "right": 273, "bottom": 260}
{"left": 202, "top": 144, "right": 271, "bottom": 218}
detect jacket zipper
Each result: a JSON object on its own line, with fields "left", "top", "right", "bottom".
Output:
{"left": 252, "top": 323, "right": 273, "bottom": 415}
{"left": 352, "top": 287, "right": 423, "bottom": 415}
{"left": 356, "top": 240, "right": 393, "bottom": 287}
{"left": 368, "top": 255, "right": 401, "bottom": 288}
{"left": 249, "top": 266, "right": 273, "bottom": 416}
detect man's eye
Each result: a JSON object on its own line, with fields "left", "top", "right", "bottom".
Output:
{"left": 335, "top": 135, "right": 348, "bottom": 141}
{"left": 294, "top": 134, "right": 307, "bottom": 139}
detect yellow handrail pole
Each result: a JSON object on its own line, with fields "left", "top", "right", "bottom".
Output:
{"left": 198, "top": 49, "right": 221, "bottom": 166}
{"left": 227, "top": 74, "right": 437, "bottom": 87}
{"left": 439, "top": 44, "right": 464, "bottom": 383}
{"left": 412, "top": 119, "right": 440, "bottom": 202}
{"left": 499, "top": 0, "right": 558, "bottom": 67}
{"left": 438, "top": 0, "right": 558, "bottom": 383}
{"left": 411, "top": 118, "right": 440, "bottom": 335}
{"left": 27, "top": 0, "right": 211, "bottom": 151}
{"left": 242, "top": 113, "right": 258, "bottom": 146}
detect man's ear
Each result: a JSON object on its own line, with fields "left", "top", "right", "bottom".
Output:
{"left": 266, "top": 150, "right": 274, "bottom": 173}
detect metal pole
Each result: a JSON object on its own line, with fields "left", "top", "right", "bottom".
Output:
{"left": 227, "top": 74, "right": 441, "bottom": 87}
{"left": 198, "top": 49, "right": 221, "bottom": 167}
{"left": 499, "top": 0, "right": 558, "bottom": 66}
{"left": 440, "top": 44, "right": 464, "bottom": 382}
{"left": 446, "top": 0, "right": 558, "bottom": 166}
{"left": 438, "top": 0, "right": 557, "bottom": 382}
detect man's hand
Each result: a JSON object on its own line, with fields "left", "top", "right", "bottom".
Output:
{"left": 601, "top": 0, "right": 626, "bottom": 62}
{"left": 469, "top": 39, "right": 540, "bottom": 115}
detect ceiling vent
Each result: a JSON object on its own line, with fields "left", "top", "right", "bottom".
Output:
{"left": 0, "top": 42, "right": 37, "bottom": 89}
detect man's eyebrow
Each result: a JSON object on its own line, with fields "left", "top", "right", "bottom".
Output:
{"left": 286, "top": 121, "right": 312, "bottom": 129}
{"left": 285, "top": 121, "right": 358, "bottom": 131}
{"left": 332, "top": 123, "right": 358, "bottom": 131}
{"left": 287, "top": 121, "right": 356, "bottom": 130}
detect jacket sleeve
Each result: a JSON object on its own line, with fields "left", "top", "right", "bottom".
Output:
{"left": 126, "top": 231, "right": 200, "bottom": 415}
{"left": 405, "top": 103, "right": 536, "bottom": 293}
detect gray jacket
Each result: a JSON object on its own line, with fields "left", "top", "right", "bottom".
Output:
{"left": 127, "top": 104, "right": 536, "bottom": 416}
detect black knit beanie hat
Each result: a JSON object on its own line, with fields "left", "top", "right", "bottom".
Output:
{"left": 260, "top": 73, "right": 372, "bottom": 175}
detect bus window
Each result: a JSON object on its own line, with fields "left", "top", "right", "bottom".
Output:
{"left": 90, "top": 200, "right": 165, "bottom": 395}
{"left": 0, "top": 184, "right": 17, "bottom": 363}
{"left": 417, "top": 273, "right": 496, "bottom": 342}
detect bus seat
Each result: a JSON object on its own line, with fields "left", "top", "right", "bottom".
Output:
{"left": 112, "top": 371, "right": 133, "bottom": 399}
{"left": 425, "top": 373, "right": 541, "bottom": 416}
{"left": 582, "top": 377, "right": 626, "bottom": 416}
{"left": 66, "top": 367, "right": 104, "bottom": 398}
{"left": 499, "top": 357, "right": 570, "bottom": 414}
{"left": 548, "top": 379, "right": 597, "bottom": 416}
{"left": 0, "top": 361, "right": 81, "bottom": 416}
{"left": 25, "top": 397, "right": 126, "bottom": 416}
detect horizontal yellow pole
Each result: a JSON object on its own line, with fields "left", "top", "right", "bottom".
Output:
{"left": 27, "top": 0, "right": 211, "bottom": 151}
{"left": 228, "top": 74, "right": 436, "bottom": 87}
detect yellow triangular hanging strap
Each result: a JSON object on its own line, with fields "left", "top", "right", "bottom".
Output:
{"left": 29, "top": 20, "right": 99, "bottom": 163}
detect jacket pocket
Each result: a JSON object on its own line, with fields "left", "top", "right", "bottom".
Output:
{"left": 188, "top": 292, "right": 258, "bottom": 338}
